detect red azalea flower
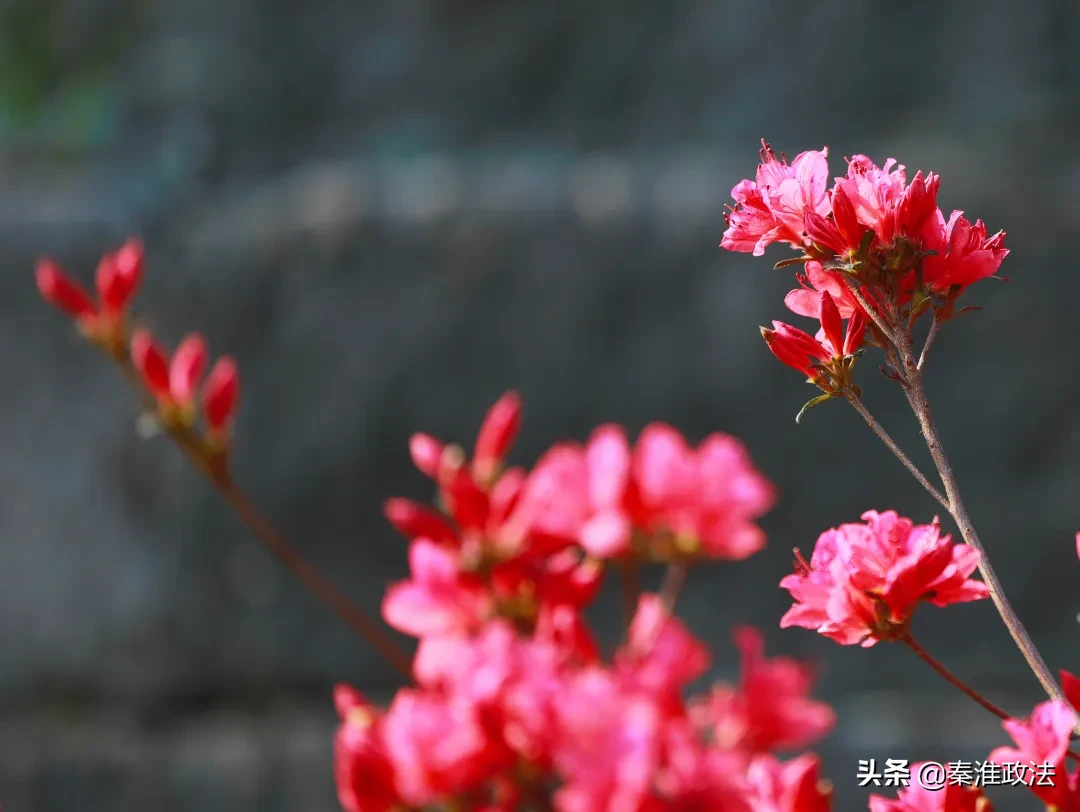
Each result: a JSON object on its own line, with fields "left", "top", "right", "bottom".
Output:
{"left": 762, "top": 292, "right": 867, "bottom": 386}
{"left": 721, "top": 141, "right": 831, "bottom": 257}
{"left": 380, "top": 689, "right": 498, "bottom": 805}
{"left": 868, "top": 762, "right": 992, "bottom": 812}
{"left": 382, "top": 539, "right": 492, "bottom": 638}
{"left": 988, "top": 700, "right": 1080, "bottom": 810}
{"left": 780, "top": 510, "right": 988, "bottom": 646}
{"left": 333, "top": 686, "right": 401, "bottom": 812}
{"left": 691, "top": 626, "right": 834, "bottom": 755}
{"left": 744, "top": 754, "right": 832, "bottom": 812}
{"left": 552, "top": 668, "right": 664, "bottom": 812}
{"left": 616, "top": 594, "right": 711, "bottom": 712}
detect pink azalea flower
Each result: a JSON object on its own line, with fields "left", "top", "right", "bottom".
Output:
{"left": 333, "top": 686, "right": 401, "bottom": 812}
{"left": 653, "top": 720, "right": 754, "bottom": 811}
{"left": 833, "top": 155, "right": 909, "bottom": 243}
{"left": 988, "top": 699, "right": 1080, "bottom": 810}
{"left": 868, "top": 762, "right": 991, "bottom": 811}
{"left": 380, "top": 689, "right": 500, "bottom": 805}
{"left": 691, "top": 627, "right": 834, "bottom": 755}
{"left": 920, "top": 210, "right": 1008, "bottom": 294}
{"left": 617, "top": 594, "right": 711, "bottom": 712}
{"left": 744, "top": 753, "right": 833, "bottom": 812}
{"left": 762, "top": 292, "right": 867, "bottom": 382}
{"left": 382, "top": 539, "right": 491, "bottom": 638}
{"left": 780, "top": 510, "right": 989, "bottom": 646}
{"left": 630, "top": 423, "right": 776, "bottom": 560}
{"left": 722, "top": 141, "right": 831, "bottom": 257}
{"left": 552, "top": 668, "right": 664, "bottom": 812}
{"left": 784, "top": 262, "right": 862, "bottom": 321}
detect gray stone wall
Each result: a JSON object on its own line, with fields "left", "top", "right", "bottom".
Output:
{"left": 2, "top": 0, "right": 1080, "bottom": 808}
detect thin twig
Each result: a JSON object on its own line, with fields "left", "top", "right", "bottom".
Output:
{"left": 659, "top": 561, "right": 689, "bottom": 616}
{"left": 902, "top": 634, "right": 1080, "bottom": 763}
{"left": 893, "top": 335, "right": 1070, "bottom": 719}
{"left": 113, "top": 354, "right": 414, "bottom": 680}
{"left": 917, "top": 313, "right": 940, "bottom": 372}
{"left": 209, "top": 469, "right": 414, "bottom": 678}
{"left": 843, "top": 277, "right": 899, "bottom": 347}
{"left": 619, "top": 562, "right": 641, "bottom": 635}
{"left": 847, "top": 396, "right": 949, "bottom": 510}
{"left": 901, "top": 633, "right": 1010, "bottom": 720}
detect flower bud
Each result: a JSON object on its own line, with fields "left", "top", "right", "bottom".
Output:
{"left": 408, "top": 433, "right": 444, "bottom": 478}
{"left": 383, "top": 498, "right": 458, "bottom": 546}
{"left": 203, "top": 356, "right": 239, "bottom": 431}
{"left": 130, "top": 329, "right": 171, "bottom": 399}
{"left": 473, "top": 391, "right": 522, "bottom": 481}
{"left": 169, "top": 333, "right": 208, "bottom": 404}
{"left": 36, "top": 259, "right": 97, "bottom": 321}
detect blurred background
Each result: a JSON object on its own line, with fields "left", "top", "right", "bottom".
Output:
{"left": 2, "top": 0, "right": 1080, "bottom": 809}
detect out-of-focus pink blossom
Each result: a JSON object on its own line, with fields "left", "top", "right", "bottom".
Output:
{"left": 988, "top": 700, "right": 1080, "bottom": 810}
{"left": 868, "top": 762, "right": 992, "bottom": 811}
{"left": 744, "top": 753, "right": 832, "bottom": 812}
{"left": 692, "top": 627, "right": 834, "bottom": 755}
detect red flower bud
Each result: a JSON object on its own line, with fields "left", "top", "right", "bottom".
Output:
{"left": 169, "top": 333, "right": 207, "bottom": 404}
{"left": 473, "top": 391, "right": 522, "bottom": 481}
{"left": 96, "top": 240, "right": 144, "bottom": 314}
{"left": 383, "top": 498, "right": 459, "bottom": 546}
{"left": 408, "top": 433, "right": 444, "bottom": 478}
{"left": 761, "top": 322, "right": 829, "bottom": 378}
{"left": 202, "top": 356, "right": 239, "bottom": 431}
{"left": 36, "top": 259, "right": 98, "bottom": 321}
{"left": 130, "top": 329, "right": 171, "bottom": 399}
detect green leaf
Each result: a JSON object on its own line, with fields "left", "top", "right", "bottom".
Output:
{"left": 795, "top": 394, "right": 835, "bottom": 424}
{"left": 773, "top": 256, "right": 810, "bottom": 270}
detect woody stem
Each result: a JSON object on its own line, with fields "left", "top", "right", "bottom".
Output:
{"left": 890, "top": 326, "right": 1070, "bottom": 721}
{"left": 900, "top": 632, "right": 1009, "bottom": 721}
{"left": 846, "top": 396, "right": 949, "bottom": 510}
{"left": 113, "top": 355, "right": 414, "bottom": 680}
{"left": 901, "top": 633, "right": 1080, "bottom": 764}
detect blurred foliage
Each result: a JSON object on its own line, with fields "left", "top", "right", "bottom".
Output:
{"left": 0, "top": 0, "right": 140, "bottom": 151}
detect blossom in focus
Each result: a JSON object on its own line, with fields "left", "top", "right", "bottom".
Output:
{"left": 868, "top": 762, "right": 992, "bottom": 812}
{"left": 692, "top": 626, "right": 834, "bottom": 754}
{"left": 721, "top": 141, "right": 831, "bottom": 257}
{"left": 920, "top": 210, "right": 1009, "bottom": 294}
{"left": 784, "top": 262, "right": 863, "bottom": 321}
{"left": 762, "top": 292, "right": 866, "bottom": 388}
{"left": 988, "top": 699, "right": 1079, "bottom": 810}
{"left": 721, "top": 144, "right": 1008, "bottom": 329}
{"left": 780, "top": 510, "right": 989, "bottom": 646}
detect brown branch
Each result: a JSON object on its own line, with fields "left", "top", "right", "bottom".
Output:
{"left": 113, "top": 351, "right": 414, "bottom": 680}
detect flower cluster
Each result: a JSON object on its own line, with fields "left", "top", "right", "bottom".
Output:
{"left": 31, "top": 136, "right": 1073, "bottom": 812}
{"left": 36, "top": 243, "right": 241, "bottom": 456}
{"left": 722, "top": 142, "right": 1008, "bottom": 410}
{"left": 335, "top": 394, "right": 836, "bottom": 810}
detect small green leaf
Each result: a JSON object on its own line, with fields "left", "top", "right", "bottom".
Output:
{"left": 795, "top": 394, "right": 835, "bottom": 424}
{"left": 773, "top": 256, "right": 810, "bottom": 270}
